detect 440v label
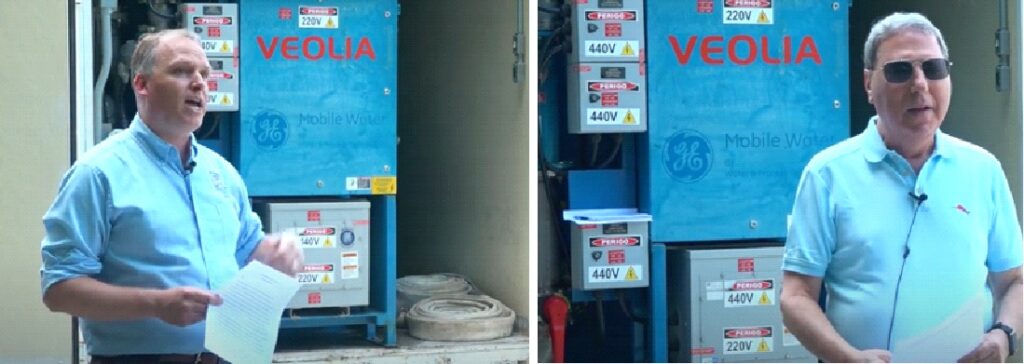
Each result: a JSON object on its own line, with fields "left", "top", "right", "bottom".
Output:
{"left": 584, "top": 40, "right": 639, "bottom": 57}
{"left": 586, "top": 108, "right": 640, "bottom": 126}
{"left": 588, "top": 265, "right": 642, "bottom": 283}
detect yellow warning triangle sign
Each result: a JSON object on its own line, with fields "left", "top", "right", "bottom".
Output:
{"left": 326, "top": 18, "right": 336, "bottom": 28}
{"left": 621, "top": 43, "right": 635, "bottom": 56}
{"left": 625, "top": 267, "right": 638, "bottom": 281}
{"left": 324, "top": 238, "right": 333, "bottom": 247}
{"left": 757, "top": 11, "right": 769, "bottom": 24}
{"left": 759, "top": 291, "right": 771, "bottom": 305}
{"left": 757, "top": 339, "right": 769, "bottom": 352}
{"left": 322, "top": 274, "right": 331, "bottom": 284}
{"left": 219, "top": 42, "right": 231, "bottom": 53}
{"left": 220, "top": 94, "right": 231, "bottom": 105}
{"left": 624, "top": 111, "right": 636, "bottom": 124}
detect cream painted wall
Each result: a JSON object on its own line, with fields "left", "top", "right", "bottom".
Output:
{"left": 0, "top": 1, "right": 73, "bottom": 363}
{"left": 920, "top": 1, "right": 1024, "bottom": 224}
{"left": 396, "top": 1, "right": 529, "bottom": 317}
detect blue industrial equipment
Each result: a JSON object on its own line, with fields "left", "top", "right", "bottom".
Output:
{"left": 237, "top": 0, "right": 398, "bottom": 198}
{"left": 542, "top": 0, "right": 852, "bottom": 361}
{"left": 640, "top": 0, "right": 850, "bottom": 243}
{"left": 233, "top": 0, "right": 399, "bottom": 346}
{"left": 640, "top": 1, "right": 851, "bottom": 360}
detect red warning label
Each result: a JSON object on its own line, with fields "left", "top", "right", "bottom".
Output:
{"left": 725, "top": 327, "right": 772, "bottom": 338}
{"left": 608, "top": 249, "right": 625, "bottom": 264}
{"left": 193, "top": 16, "right": 232, "bottom": 25}
{"left": 304, "top": 264, "right": 335, "bottom": 272}
{"left": 730, "top": 280, "right": 773, "bottom": 291}
{"left": 737, "top": 258, "right": 754, "bottom": 272}
{"left": 725, "top": 0, "right": 771, "bottom": 8}
{"left": 601, "top": 92, "right": 619, "bottom": 106}
{"left": 605, "top": 23, "right": 622, "bottom": 37}
{"left": 300, "top": 6, "right": 338, "bottom": 15}
{"left": 588, "top": 81, "right": 640, "bottom": 92}
{"left": 590, "top": 236, "right": 641, "bottom": 247}
{"left": 301, "top": 227, "right": 336, "bottom": 236}
{"left": 585, "top": 11, "right": 637, "bottom": 21}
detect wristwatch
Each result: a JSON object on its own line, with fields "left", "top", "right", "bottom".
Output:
{"left": 990, "top": 322, "right": 1017, "bottom": 357}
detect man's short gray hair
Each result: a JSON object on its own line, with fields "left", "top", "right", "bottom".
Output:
{"left": 863, "top": 12, "right": 949, "bottom": 70}
{"left": 130, "top": 29, "right": 201, "bottom": 79}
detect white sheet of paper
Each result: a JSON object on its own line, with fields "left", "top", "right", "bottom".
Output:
{"left": 205, "top": 261, "right": 300, "bottom": 364}
{"left": 891, "top": 294, "right": 984, "bottom": 362}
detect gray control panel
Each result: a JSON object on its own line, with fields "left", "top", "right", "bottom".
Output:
{"left": 254, "top": 201, "right": 371, "bottom": 309}
{"left": 568, "top": 62, "right": 646, "bottom": 133}
{"left": 668, "top": 246, "right": 816, "bottom": 362}
{"left": 567, "top": 0, "right": 646, "bottom": 133}
{"left": 565, "top": 209, "right": 650, "bottom": 290}
{"left": 183, "top": 3, "right": 238, "bottom": 111}
{"left": 568, "top": 0, "right": 646, "bottom": 64}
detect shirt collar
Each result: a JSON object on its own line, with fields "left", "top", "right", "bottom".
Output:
{"left": 861, "top": 115, "right": 948, "bottom": 164}
{"left": 129, "top": 114, "right": 198, "bottom": 171}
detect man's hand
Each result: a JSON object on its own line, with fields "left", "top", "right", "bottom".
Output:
{"left": 846, "top": 349, "right": 892, "bottom": 363}
{"left": 153, "top": 287, "right": 222, "bottom": 327}
{"left": 251, "top": 233, "right": 304, "bottom": 276}
{"left": 958, "top": 330, "right": 1009, "bottom": 363}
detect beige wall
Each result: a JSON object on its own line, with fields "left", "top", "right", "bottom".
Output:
{"left": 0, "top": 0, "right": 72, "bottom": 363}
{"left": 396, "top": 0, "right": 530, "bottom": 317}
{"left": 925, "top": 1, "right": 1024, "bottom": 223}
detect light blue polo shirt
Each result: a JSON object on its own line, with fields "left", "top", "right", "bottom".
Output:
{"left": 783, "top": 116, "right": 1022, "bottom": 351}
{"left": 40, "top": 115, "right": 265, "bottom": 355}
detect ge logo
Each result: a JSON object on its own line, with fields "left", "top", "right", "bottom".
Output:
{"left": 663, "top": 129, "right": 713, "bottom": 183}
{"left": 251, "top": 110, "right": 288, "bottom": 150}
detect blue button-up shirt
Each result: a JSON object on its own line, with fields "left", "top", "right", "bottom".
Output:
{"left": 40, "top": 115, "right": 265, "bottom": 355}
{"left": 783, "top": 116, "right": 1022, "bottom": 351}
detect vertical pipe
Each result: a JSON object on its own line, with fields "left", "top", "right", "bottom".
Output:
{"left": 93, "top": 0, "right": 117, "bottom": 143}
{"left": 75, "top": 0, "right": 94, "bottom": 155}
{"left": 996, "top": 0, "right": 1011, "bottom": 92}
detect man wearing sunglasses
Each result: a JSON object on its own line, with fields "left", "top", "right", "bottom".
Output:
{"left": 781, "top": 12, "right": 1022, "bottom": 363}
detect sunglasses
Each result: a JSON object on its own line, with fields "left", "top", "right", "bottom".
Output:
{"left": 880, "top": 58, "right": 953, "bottom": 83}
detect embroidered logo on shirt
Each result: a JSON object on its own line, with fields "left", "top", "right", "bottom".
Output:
{"left": 209, "top": 170, "right": 225, "bottom": 194}
{"left": 955, "top": 204, "right": 970, "bottom": 215}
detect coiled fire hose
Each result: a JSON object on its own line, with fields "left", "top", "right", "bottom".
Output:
{"left": 406, "top": 294, "right": 516, "bottom": 341}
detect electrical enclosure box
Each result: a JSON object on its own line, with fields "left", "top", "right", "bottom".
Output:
{"left": 668, "top": 246, "right": 815, "bottom": 362}
{"left": 568, "top": 63, "right": 647, "bottom": 133}
{"left": 183, "top": 3, "right": 239, "bottom": 111}
{"left": 639, "top": 0, "right": 849, "bottom": 242}
{"left": 565, "top": 209, "right": 650, "bottom": 290}
{"left": 566, "top": 0, "right": 646, "bottom": 134}
{"left": 236, "top": 0, "right": 398, "bottom": 197}
{"left": 568, "top": 0, "right": 646, "bottom": 64}
{"left": 254, "top": 201, "right": 371, "bottom": 309}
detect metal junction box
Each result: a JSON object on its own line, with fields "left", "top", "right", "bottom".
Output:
{"left": 639, "top": 0, "right": 849, "bottom": 242}
{"left": 184, "top": 3, "right": 239, "bottom": 112}
{"left": 668, "top": 246, "right": 814, "bottom": 363}
{"left": 568, "top": 63, "right": 647, "bottom": 134}
{"left": 568, "top": 0, "right": 646, "bottom": 64}
{"left": 254, "top": 201, "right": 371, "bottom": 309}
{"left": 567, "top": 0, "right": 646, "bottom": 134}
{"left": 237, "top": 0, "right": 398, "bottom": 197}
{"left": 565, "top": 209, "right": 650, "bottom": 290}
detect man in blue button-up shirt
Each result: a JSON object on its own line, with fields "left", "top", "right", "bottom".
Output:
{"left": 40, "top": 29, "right": 303, "bottom": 360}
{"left": 781, "top": 12, "right": 1022, "bottom": 363}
